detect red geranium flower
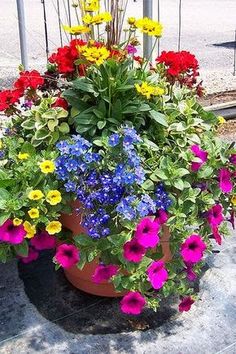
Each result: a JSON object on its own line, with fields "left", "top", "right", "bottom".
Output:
{"left": 0, "top": 89, "right": 21, "bottom": 111}
{"left": 14, "top": 70, "right": 44, "bottom": 93}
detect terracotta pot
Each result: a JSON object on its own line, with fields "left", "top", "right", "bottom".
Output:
{"left": 60, "top": 201, "right": 172, "bottom": 297}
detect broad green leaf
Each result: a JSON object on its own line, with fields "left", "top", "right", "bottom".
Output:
{"left": 35, "top": 129, "right": 50, "bottom": 140}
{"left": 149, "top": 110, "right": 168, "bottom": 127}
{"left": 59, "top": 122, "right": 70, "bottom": 134}
{"left": 97, "top": 121, "right": 106, "bottom": 129}
{"left": 14, "top": 240, "right": 29, "bottom": 257}
{"left": 0, "top": 212, "right": 11, "bottom": 226}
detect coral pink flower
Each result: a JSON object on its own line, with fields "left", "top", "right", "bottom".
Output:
{"left": 219, "top": 168, "right": 233, "bottom": 193}
{"left": 123, "top": 238, "right": 146, "bottom": 263}
{"left": 92, "top": 264, "right": 119, "bottom": 284}
{"left": 135, "top": 218, "right": 160, "bottom": 248}
{"left": 147, "top": 260, "right": 168, "bottom": 290}
{"left": 120, "top": 291, "right": 146, "bottom": 315}
{"left": 190, "top": 145, "right": 208, "bottom": 171}
{"left": 55, "top": 244, "right": 80, "bottom": 268}
{"left": 30, "top": 231, "right": 56, "bottom": 250}
{"left": 207, "top": 204, "right": 224, "bottom": 227}
{"left": 19, "top": 247, "right": 39, "bottom": 264}
{"left": 180, "top": 234, "right": 207, "bottom": 263}
{"left": 179, "top": 296, "right": 195, "bottom": 312}
{"left": 229, "top": 154, "right": 236, "bottom": 165}
{"left": 0, "top": 219, "right": 26, "bottom": 244}
{"left": 155, "top": 209, "right": 168, "bottom": 225}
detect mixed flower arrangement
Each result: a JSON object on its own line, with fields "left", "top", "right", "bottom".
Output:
{"left": 0, "top": 0, "right": 235, "bottom": 316}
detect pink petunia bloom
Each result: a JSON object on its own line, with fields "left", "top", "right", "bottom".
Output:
{"left": 229, "top": 154, "right": 236, "bottom": 165}
{"left": 190, "top": 145, "right": 208, "bottom": 171}
{"left": 0, "top": 219, "right": 26, "bottom": 244}
{"left": 212, "top": 226, "right": 222, "bottom": 245}
{"left": 126, "top": 44, "right": 137, "bottom": 54}
{"left": 55, "top": 244, "right": 80, "bottom": 268}
{"left": 19, "top": 247, "right": 39, "bottom": 264}
{"left": 180, "top": 234, "right": 207, "bottom": 263}
{"left": 120, "top": 291, "right": 146, "bottom": 315}
{"left": 155, "top": 209, "right": 168, "bottom": 225}
{"left": 184, "top": 263, "right": 197, "bottom": 281}
{"left": 147, "top": 260, "right": 168, "bottom": 290}
{"left": 123, "top": 238, "right": 146, "bottom": 263}
{"left": 219, "top": 168, "right": 233, "bottom": 193}
{"left": 30, "top": 231, "right": 56, "bottom": 250}
{"left": 92, "top": 264, "right": 119, "bottom": 284}
{"left": 135, "top": 218, "right": 160, "bottom": 248}
{"left": 229, "top": 210, "right": 235, "bottom": 230}
{"left": 207, "top": 204, "right": 224, "bottom": 227}
{"left": 179, "top": 296, "right": 195, "bottom": 312}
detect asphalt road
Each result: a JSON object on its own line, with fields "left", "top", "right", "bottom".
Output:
{"left": 0, "top": 0, "right": 236, "bottom": 74}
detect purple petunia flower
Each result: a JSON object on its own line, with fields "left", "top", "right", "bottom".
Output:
{"left": 0, "top": 219, "right": 26, "bottom": 244}
{"left": 135, "top": 217, "right": 160, "bottom": 248}
{"left": 190, "top": 144, "right": 208, "bottom": 171}
{"left": 147, "top": 260, "right": 168, "bottom": 290}
{"left": 180, "top": 234, "right": 206, "bottom": 263}
{"left": 55, "top": 244, "right": 80, "bottom": 268}
{"left": 179, "top": 296, "right": 195, "bottom": 312}
{"left": 92, "top": 264, "right": 119, "bottom": 284}
{"left": 30, "top": 231, "right": 56, "bottom": 251}
{"left": 123, "top": 238, "right": 146, "bottom": 263}
{"left": 219, "top": 168, "right": 233, "bottom": 193}
{"left": 120, "top": 291, "right": 146, "bottom": 315}
{"left": 19, "top": 247, "right": 39, "bottom": 264}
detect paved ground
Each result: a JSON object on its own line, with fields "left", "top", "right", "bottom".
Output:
{"left": 0, "top": 0, "right": 236, "bottom": 92}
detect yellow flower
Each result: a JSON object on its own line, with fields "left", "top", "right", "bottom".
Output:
{"left": 135, "top": 82, "right": 164, "bottom": 99}
{"left": 46, "top": 221, "right": 62, "bottom": 235}
{"left": 63, "top": 24, "right": 90, "bottom": 35}
{"left": 28, "top": 208, "right": 40, "bottom": 219}
{"left": 28, "top": 190, "right": 44, "bottom": 201}
{"left": 81, "top": 45, "right": 110, "bottom": 66}
{"left": 82, "top": 14, "right": 93, "bottom": 25}
{"left": 218, "top": 115, "right": 226, "bottom": 124}
{"left": 135, "top": 17, "right": 163, "bottom": 37}
{"left": 0, "top": 140, "right": 3, "bottom": 149}
{"left": 18, "top": 152, "right": 29, "bottom": 160}
{"left": 83, "top": 0, "right": 100, "bottom": 12}
{"left": 128, "top": 17, "right": 136, "bottom": 26}
{"left": 46, "top": 190, "right": 62, "bottom": 205}
{"left": 83, "top": 12, "right": 112, "bottom": 25}
{"left": 13, "top": 218, "right": 23, "bottom": 226}
{"left": 231, "top": 196, "right": 236, "bottom": 206}
{"left": 39, "top": 160, "right": 55, "bottom": 174}
{"left": 23, "top": 221, "right": 36, "bottom": 239}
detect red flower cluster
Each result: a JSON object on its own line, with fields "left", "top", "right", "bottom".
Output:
{"left": 14, "top": 70, "right": 44, "bottom": 94}
{"left": 49, "top": 39, "right": 86, "bottom": 74}
{"left": 0, "top": 89, "right": 21, "bottom": 111}
{"left": 156, "top": 50, "right": 201, "bottom": 92}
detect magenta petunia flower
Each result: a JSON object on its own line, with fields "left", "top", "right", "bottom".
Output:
{"left": 190, "top": 144, "right": 208, "bottom": 171}
{"left": 55, "top": 244, "right": 80, "bottom": 268}
{"left": 126, "top": 44, "right": 137, "bottom": 54}
{"left": 207, "top": 204, "right": 224, "bottom": 227}
{"left": 155, "top": 209, "right": 168, "bottom": 225}
{"left": 229, "top": 210, "right": 235, "bottom": 230}
{"left": 184, "top": 263, "right": 197, "bottom": 281}
{"left": 92, "top": 264, "right": 119, "bottom": 284}
{"left": 179, "top": 296, "right": 195, "bottom": 312}
{"left": 219, "top": 168, "right": 233, "bottom": 193}
{"left": 147, "top": 260, "right": 168, "bottom": 290}
{"left": 0, "top": 219, "right": 26, "bottom": 244}
{"left": 123, "top": 238, "right": 146, "bottom": 263}
{"left": 212, "top": 226, "right": 222, "bottom": 245}
{"left": 135, "top": 218, "right": 160, "bottom": 248}
{"left": 19, "top": 247, "right": 39, "bottom": 264}
{"left": 120, "top": 291, "right": 146, "bottom": 315}
{"left": 229, "top": 154, "right": 236, "bottom": 165}
{"left": 180, "top": 234, "right": 207, "bottom": 263}
{"left": 30, "top": 230, "right": 56, "bottom": 250}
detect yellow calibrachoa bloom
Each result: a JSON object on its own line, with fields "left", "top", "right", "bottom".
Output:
{"left": 218, "top": 115, "right": 226, "bottom": 124}
{"left": 82, "top": 12, "right": 112, "bottom": 25}
{"left": 46, "top": 190, "right": 62, "bottom": 205}
{"left": 63, "top": 25, "right": 91, "bottom": 35}
{"left": 39, "top": 160, "right": 55, "bottom": 174}
{"left": 231, "top": 196, "right": 236, "bottom": 206}
{"left": 128, "top": 17, "right": 136, "bottom": 26}
{"left": 46, "top": 221, "right": 62, "bottom": 235}
{"left": 28, "top": 208, "right": 40, "bottom": 219}
{"left": 81, "top": 45, "right": 110, "bottom": 66}
{"left": 135, "top": 82, "right": 164, "bottom": 99}
{"left": 135, "top": 17, "right": 163, "bottom": 37}
{"left": 83, "top": 0, "right": 100, "bottom": 12}
{"left": 28, "top": 190, "right": 44, "bottom": 200}
{"left": 23, "top": 221, "right": 36, "bottom": 239}
{"left": 18, "top": 152, "right": 29, "bottom": 160}
{"left": 13, "top": 218, "right": 23, "bottom": 226}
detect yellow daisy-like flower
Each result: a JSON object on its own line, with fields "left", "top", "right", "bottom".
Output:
{"left": 39, "top": 160, "right": 55, "bottom": 174}
{"left": 128, "top": 17, "right": 136, "bottom": 26}
{"left": 82, "top": 14, "right": 93, "bottom": 25}
{"left": 18, "top": 152, "right": 29, "bottom": 160}
{"left": 81, "top": 45, "right": 110, "bottom": 66}
{"left": 82, "top": 12, "right": 112, "bottom": 25}
{"left": 13, "top": 218, "right": 23, "bottom": 226}
{"left": 135, "top": 82, "right": 164, "bottom": 99}
{"left": 218, "top": 115, "right": 226, "bottom": 124}
{"left": 63, "top": 24, "right": 91, "bottom": 35}
{"left": 46, "top": 190, "right": 62, "bottom": 206}
{"left": 46, "top": 221, "right": 62, "bottom": 235}
{"left": 28, "top": 190, "right": 44, "bottom": 201}
{"left": 28, "top": 208, "right": 40, "bottom": 219}
{"left": 231, "top": 196, "right": 236, "bottom": 206}
{"left": 23, "top": 221, "right": 36, "bottom": 239}
{"left": 135, "top": 17, "right": 163, "bottom": 37}
{"left": 83, "top": 0, "right": 100, "bottom": 12}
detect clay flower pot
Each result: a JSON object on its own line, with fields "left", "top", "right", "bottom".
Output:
{"left": 60, "top": 201, "right": 172, "bottom": 297}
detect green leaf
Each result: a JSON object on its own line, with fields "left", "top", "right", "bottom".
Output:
{"left": 173, "top": 179, "right": 184, "bottom": 190}
{"left": 97, "top": 121, "right": 106, "bottom": 129}
{"left": 72, "top": 78, "right": 96, "bottom": 93}
{"left": 198, "top": 166, "right": 213, "bottom": 179}
{"left": 0, "top": 212, "right": 11, "bottom": 226}
{"left": 149, "top": 110, "right": 168, "bottom": 127}
{"left": 74, "top": 234, "right": 95, "bottom": 246}
{"left": 0, "top": 188, "right": 10, "bottom": 200}
{"left": 58, "top": 122, "right": 70, "bottom": 134}
{"left": 21, "top": 119, "right": 35, "bottom": 130}
{"left": 56, "top": 108, "right": 68, "bottom": 119}
{"left": 14, "top": 240, "right": 29, "bottom": 257}
{"left": 142, "top": 179, "right": 154, "bottom": 191}
{"left": 21, "top": 142, "right": 36, "bottom": 155}
{"left": 35, "top": 129, "right": 50, "bottom": 140}
{"left": 47, "top": 120, "right": 58, "bottom": 132}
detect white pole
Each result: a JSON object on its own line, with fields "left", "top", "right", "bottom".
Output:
{"left": 143, "top": 0, "right": 153, "bottom": 59}
{"left": 16, "top": 0, "right": 29, "bottom": 70}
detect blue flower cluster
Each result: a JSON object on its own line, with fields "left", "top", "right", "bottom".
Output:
{"left": 155, "top": 183, "right": 172, "bottom": 210}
